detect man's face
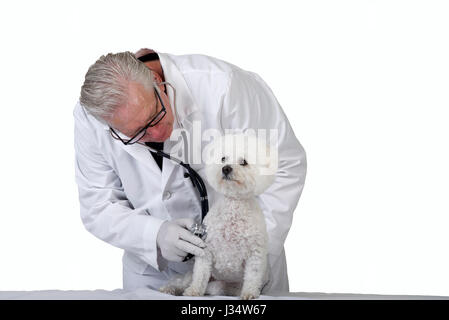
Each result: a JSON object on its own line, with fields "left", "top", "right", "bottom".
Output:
{"left": 108, "top": 81, "right": 174, "bottom": 143}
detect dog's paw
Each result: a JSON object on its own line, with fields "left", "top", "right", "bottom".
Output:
{"left": 183, "top": 286, "right": 203, "bottom": 297}
{"left": 160, "top": 285, "right": 181, "bottom": 296}
{"left": 240, "top": 288, "right": 260, "bottom": 300}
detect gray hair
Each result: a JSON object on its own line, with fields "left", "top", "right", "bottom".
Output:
{"left": 79, "top": 51, "right": 155, "bottom": 122}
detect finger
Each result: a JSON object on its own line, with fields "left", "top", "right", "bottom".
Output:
{"left": 176, "top": 239, "right": 205, "bottom": 257}
{"left": 174, "top": 218, "right": 195, "bottom": 229}
{"left": 172, "top": 246, "right": 187, "bottom": 258}
{"left": 179, "top": 228, "right": 206, "bottom": 248}
{"left": 166, "top": 253, "right": 185, "bottom": 262}
{"left": 164, "top": 247, "right": 186, "bottom": 261}
{"left": 161, "top": 244, "right": 186, "bottom": 260}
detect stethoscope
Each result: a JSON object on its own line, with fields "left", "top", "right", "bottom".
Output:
{"left": 137, "top": 52, "right": 208, "bottom": 261}
{"left": 143, "top": 143, "right": 209, "bottom": 223}
{"left": 141, "top": 128, "right": 208, "bottom": 262}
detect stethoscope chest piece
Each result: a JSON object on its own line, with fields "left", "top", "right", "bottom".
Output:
{"left": 190, "top": 222, "right": 207, "bottom": 241}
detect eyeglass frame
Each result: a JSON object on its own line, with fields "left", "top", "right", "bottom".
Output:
{"left": 109, "top": 84, "right": 167, "bottom": 145}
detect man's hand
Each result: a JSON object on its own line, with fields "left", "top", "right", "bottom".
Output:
{"left": 156, "top": 218, "right": 206, "bottom": 262}
{"left": 134, "top": 48, "right": 155, "bottom": 58}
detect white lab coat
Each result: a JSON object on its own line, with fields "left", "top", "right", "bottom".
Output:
{"left": 73, "top": 52, "right": 307, "bottom": 294}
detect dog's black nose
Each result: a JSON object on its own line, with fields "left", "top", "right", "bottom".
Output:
{"left": 222, "top": 165, "right": 232, "bottom": 176}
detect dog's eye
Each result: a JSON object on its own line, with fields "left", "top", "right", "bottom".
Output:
{"left": 239, "top": 159, "right": 248, "bottom": 166}
{"left": 221, "top": 157, "right": 226, "bottom": 163}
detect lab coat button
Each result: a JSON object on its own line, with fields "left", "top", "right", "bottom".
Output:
{"left": 163, "top": 191, "right": 172, "bottom": 200}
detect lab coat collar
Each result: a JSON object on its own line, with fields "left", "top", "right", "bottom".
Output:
{"left": 158, "top": 52, "right": 198, "bottom": 125}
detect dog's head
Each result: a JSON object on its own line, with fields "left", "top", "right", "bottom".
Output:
{"left": 203, "top": 133, "right": 278, "bottom": 198}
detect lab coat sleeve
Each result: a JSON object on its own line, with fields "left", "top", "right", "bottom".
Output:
{"left": 221, "top": 69, "right": 307, "bottom": 257}
{"left": 73, "top": 104, "right": 165, "bottom": 271}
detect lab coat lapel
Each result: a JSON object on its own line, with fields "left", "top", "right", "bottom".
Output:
{"left": 99, "top": 121, "right": 161, "bottom": 175}
{"left": 159, "top": 53, "right": 200, "bottom": 190}
{"left": 123, "top": 142, "right": 163, "bottom": 176}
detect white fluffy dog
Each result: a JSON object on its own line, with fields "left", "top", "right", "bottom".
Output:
{"left": 160, "top": 133, "right": 278, "bottom": 299}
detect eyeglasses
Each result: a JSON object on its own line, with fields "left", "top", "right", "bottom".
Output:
{"left": 109, "top": 85, "right": 167, "bottom": 145}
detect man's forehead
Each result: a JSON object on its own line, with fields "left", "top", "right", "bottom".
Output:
{"left": 110, "top": 82, "right": 155, "bottom": 129}
{"left": 127, "top": 81, "right": 153, "bottom": 106}
{"left": 112, "top": 104, "right": 142, "bottom": 125}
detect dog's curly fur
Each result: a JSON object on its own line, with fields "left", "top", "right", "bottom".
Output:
{"left": 160, "top": 133, "right": 277, "bottom": 299}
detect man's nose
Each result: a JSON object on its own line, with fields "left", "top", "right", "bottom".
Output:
{"left": 222, "top": 165, "right": 233, "bottom": 176}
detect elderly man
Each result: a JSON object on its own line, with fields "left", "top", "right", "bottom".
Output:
{"left": 74, "top": 49, "right": 306, "bottom": 294}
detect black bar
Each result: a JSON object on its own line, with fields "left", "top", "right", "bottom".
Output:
{"left": 137, "top": 52, "right": 160, "bottom": 62}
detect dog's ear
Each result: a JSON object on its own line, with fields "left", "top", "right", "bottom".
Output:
{"left": 254, "top": 160, "right": 277, "bottom": 195}
{"left": 254, "top": 173, "right": 276, "bottom": 195}
{"left": 250, "top": 135, "right": 278, "bottom": 195}
{"left": 203, "top": 134, "right": 224, "bottom": 165}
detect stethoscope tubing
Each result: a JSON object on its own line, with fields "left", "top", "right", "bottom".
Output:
{"left": 144, "top": 146, "right": 209, "bottom": 262}
{"left": 144, "top": 145, "right": 209, "bottom": 222}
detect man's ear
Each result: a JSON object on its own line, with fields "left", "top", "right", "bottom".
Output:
{"left": 152, "top": 72, "right": 162, "bottom": 83}
{"left": 152, "top": 72, "right": 165, "bottom": 93}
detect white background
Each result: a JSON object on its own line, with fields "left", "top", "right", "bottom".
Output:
{"left": 0, "top": 0, "right": 448, "bottom": 296}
